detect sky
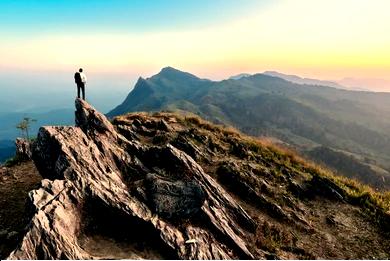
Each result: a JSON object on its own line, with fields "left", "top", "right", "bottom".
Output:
{"left": 0, "top": 0, "right": 390, "bottom": 96}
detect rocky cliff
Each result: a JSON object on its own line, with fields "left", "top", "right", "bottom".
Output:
{"left": 6, "top": 99, "right": 390, "bottom": 259}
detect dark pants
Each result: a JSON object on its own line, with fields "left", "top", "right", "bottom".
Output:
{"left": 77, "top": 83, "right": 85, "bottom": 100}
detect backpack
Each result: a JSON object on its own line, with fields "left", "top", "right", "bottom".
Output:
{"left": 74, "top": 72, "right": 82, "bottom": 84}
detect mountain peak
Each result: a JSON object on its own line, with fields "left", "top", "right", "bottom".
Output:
{"left": 155, "top": 66, "right": 200, "bottom": 80}
{"left": 160, "top": 66, "right": 179, "bottom": 73}
{"left": 229, "top": 73, "right": 252, "bottom": 80}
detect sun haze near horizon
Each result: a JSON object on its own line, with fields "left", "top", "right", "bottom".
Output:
{"left": 0, "top": 0, "right": 389, "bottom": 91}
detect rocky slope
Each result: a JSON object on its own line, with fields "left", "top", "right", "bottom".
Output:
{"left": 6, "top": 99, "right": 390, "bottom": 259}
{"left": 0, "top": 162, "right": 41, "bottom": 259}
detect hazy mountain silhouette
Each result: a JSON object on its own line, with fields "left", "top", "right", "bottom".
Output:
{"left": 0, "top": 109, "right": 74, "bottom": 141}
{"left": 263, "top": 71, "right": 345, "bottom": 89}
{"left": 338, "top": 77, "right": 390, "bottom": 92}
{"left": 229, "top": 73, "right": 252, "bottom": 80}
{"left": 108, "top": 67, "right": 390, "bottom": 190}
{"left": 263, "top": 71, "right": 372, "bottom": 92}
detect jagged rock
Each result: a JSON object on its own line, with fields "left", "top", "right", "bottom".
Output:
{"left": 158, "top": 119, "right": 172, "bottom": 132}
{"left": 171, "top": 135, "right": 203, "bottom": 160}
{"left": 326, "top": 215, "right": 338, "bottom": 226}
{"left": 8, "top": 99, "right": 258, "bottom": 259}
{"left": 309, "top": 175, "right": 345, "bottom": 201}
{"left": 144, "top": 173, "right": 206, "bottom": 219}
{"left": 185, "top": 239, "right": 197, "bottom": 244}
{"left": 15, "top": 138, "right": 32, "bottom": 160}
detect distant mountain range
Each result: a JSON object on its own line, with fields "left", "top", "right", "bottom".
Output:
{"left": 338, "top": 77, "right": 390, "bottom": 92}
{"left": 108, "top": 67, "right": 390, "bottom": 190}
{"left": 263, "top": 71, "right": 347, "bottom": 89}
{"left": 232, "top": 71, "right": 370, "bottom": 91}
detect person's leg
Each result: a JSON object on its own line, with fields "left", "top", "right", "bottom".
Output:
{"left": 82, "top": 84, "right": 85, "bottom": 100}
{"left": 77, "top": 85, "right": 80, "bottom": 98}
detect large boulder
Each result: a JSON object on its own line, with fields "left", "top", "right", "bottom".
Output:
{"left": 145, "top": 173, "right": 206, "bottom": 219}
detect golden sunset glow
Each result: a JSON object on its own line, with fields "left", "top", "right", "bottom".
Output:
{"left": 1, "top": 0, "right": 389, "bottom": 83}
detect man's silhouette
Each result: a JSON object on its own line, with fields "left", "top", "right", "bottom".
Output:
{"left": 74, "top": 68, "right": 87, "bottom": 100}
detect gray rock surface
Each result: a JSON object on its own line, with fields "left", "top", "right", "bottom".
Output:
{"left": 8, "top": 99, "right": 258, "bottom": 259}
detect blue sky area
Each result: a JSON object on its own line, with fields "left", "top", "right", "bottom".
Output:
{"left": 0, "top": 0, "right": 269, "bottom": 34}
{"left": 1, "top": 0, "right": 389, "bottom": 114}
{"left": 0, "top": 0, "right": 272, "bottom": 113}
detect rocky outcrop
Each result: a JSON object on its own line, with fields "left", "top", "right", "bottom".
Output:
{"left": 8, "top": 99, "right": 259, "bottom": 259}
{"left": 6, "top": 99, "right": 390, "bottom": 259}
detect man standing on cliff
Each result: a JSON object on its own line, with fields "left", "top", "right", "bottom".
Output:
{"left": 74, "top": 68, "right": 87, "bottom": 100}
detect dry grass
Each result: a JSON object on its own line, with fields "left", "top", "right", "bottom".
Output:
{"left": 180, "top": 113, "right": 390, "bottom": 218}
{"left": 255, "top": 220, "right": 295, "bottom": 253}
{"left": 254, "top": 136, "right": 390, "bottom": 216}
{"left": 112, "top": 112, "right": 151, "bottom": 124}
{"left": 114, "top": 111, "right": 390, "bottom": 219}
{"left": 0, "top": 161, "right": 41, "bottom": 258}
{"left": 183, "top": 115, "right": 241, "bottom": 137}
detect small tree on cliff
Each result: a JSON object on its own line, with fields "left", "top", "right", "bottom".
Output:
{"left": 16, "top": 117, "right": 37, "bottom": 140}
